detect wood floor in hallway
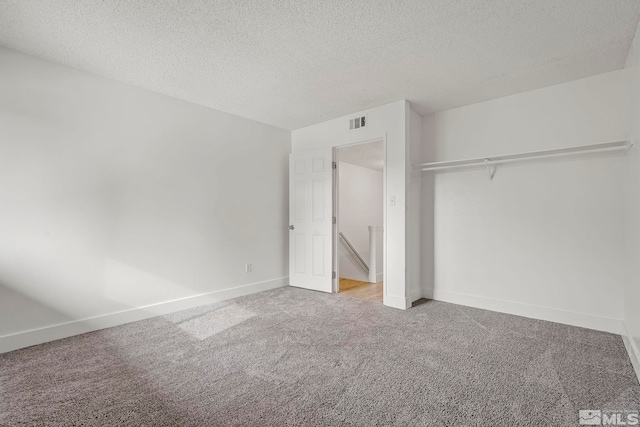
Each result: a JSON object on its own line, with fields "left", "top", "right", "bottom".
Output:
{"left": 339, "top": 278, "right": 383, "bottom": 303}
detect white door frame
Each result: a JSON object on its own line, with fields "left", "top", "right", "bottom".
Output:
{"left": 333, "top": 136, "right": 387, "bottom": 297}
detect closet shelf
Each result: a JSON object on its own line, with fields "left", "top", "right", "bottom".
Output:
{"left": 413, "top": 140, "right": 633, "bottom": 175}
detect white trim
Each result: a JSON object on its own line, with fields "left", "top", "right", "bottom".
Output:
{"left": 384, "top": 293, "right": 411, "bottom": 310}
{"left": 622, "top": 323, "right": 640, "bottom": 383}
{"left": 375, "top": 272, "right": 383, "bottom": 283}
{"left": 0, "top": 277, "right": 288, "bottom": 354}
{"left": 428, "top": 288, "right": 623, "bottom": 334}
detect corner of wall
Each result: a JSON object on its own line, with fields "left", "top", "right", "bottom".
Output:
{"left": 419, "top": 111, "right": 435, "bottom": 302}
{"left": 622, "top": 16, "right": 640, "bottom": 385}
{"left": 407, "top": 104, "right": 423, "bottom": 303}
{"left": 622, "top": 324, "right": 640, "bottom": 383}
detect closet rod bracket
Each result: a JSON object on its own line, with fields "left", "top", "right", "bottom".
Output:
{"left": 625, "top": 141, "right": 635, "bottom": 155}
{"left": 484, "top": 158, "right": 496, "bottom": 181}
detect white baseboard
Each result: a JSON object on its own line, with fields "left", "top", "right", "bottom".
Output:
{"left": 622, "top": 323, "right": 640, "bottom": 383}
{"left": 0, "top": 276, "right": 288, "bottom": 354}
{"left": 427, "top": 288, "right": 623, "bottom": 335}
{"left": 384, "top": 293, "right": 411, "bottom": 310}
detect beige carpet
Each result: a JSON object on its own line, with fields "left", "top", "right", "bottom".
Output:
{"left": 1, "top": 287, "right": 639, "bottom": 426}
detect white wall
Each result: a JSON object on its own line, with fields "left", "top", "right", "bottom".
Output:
{"left": 422, "top": 69, "right": 630, "bottom": 333}
{"left": 292, "top": 100, "right": 415, "bottom": 309}
{"left": 338, "top": 161, "right": 383, "bottom": 282}
{"left": 624, "top": 23, "right": 640, "bottom": 376}
{"left": 0, "top": 47, "right": 291, "bottom": 352}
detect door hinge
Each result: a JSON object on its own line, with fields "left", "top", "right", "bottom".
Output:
{"left": 332, "top": 216, "right": 336, "bottom": 224}
{"left": 332, "top": 161, "right": 336, "bottom": 169}
{"left": 332, "top": 271, "right": 336, "bottom": 279}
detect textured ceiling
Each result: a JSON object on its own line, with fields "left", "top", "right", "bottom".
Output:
{"left": 1, "top": 1, "right": 639, "bottom": 130}
{"left": 338, "top": 140, "right": 384, "bottom": 171}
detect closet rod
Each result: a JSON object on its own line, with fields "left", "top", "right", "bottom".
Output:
{"left": 414, "top": 140, "right": 633, "bottom": 173}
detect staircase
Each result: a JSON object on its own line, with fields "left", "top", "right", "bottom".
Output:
{"left": 338, "top": 226, "right": 382, "bottom": 283}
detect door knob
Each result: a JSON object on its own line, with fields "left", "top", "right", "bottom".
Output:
{"left": 289, "top": 225, "right": 295, "bottom": 230}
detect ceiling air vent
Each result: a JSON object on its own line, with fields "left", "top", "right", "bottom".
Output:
{"left": 349, "top": 115, "right": 367, "bottom": 130}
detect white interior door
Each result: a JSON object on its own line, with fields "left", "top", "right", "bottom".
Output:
{"left": 289, "top": 148, "right": 334, "bottom": 293}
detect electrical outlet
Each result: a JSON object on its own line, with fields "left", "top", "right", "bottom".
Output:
{"left": 245, "top": 263, "right": 252, "bottom": 273}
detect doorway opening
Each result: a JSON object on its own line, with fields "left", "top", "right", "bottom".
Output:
{"left": 335, "top": 139, "right": 385, "bottom": 303}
